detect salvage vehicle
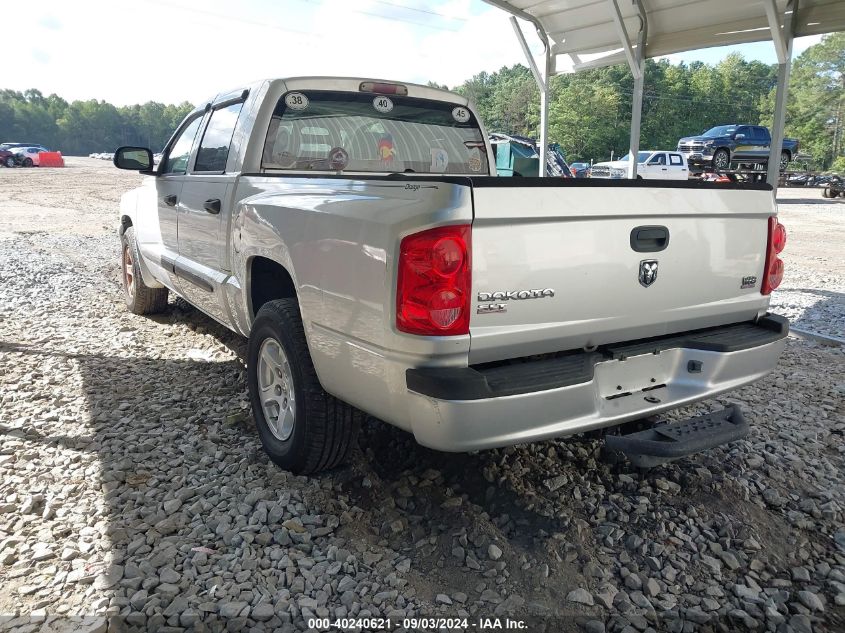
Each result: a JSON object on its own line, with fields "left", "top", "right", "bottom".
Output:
{"left": 0, "top": 148, "right": 15, "bottom": 168}
{"left": 12, "top": 145, "right": 51, "bottom": 167}
{"left": 822, "top": 175, "right": 845, "bottom": 198}
{"left": 678, "top": 125, "right": 799, "bottom": 172}
{"left": 113, "top": 77, "right": 789, "bottom": 473}
{"left": 590, "top": 151, "right": 688, "bottom": 180}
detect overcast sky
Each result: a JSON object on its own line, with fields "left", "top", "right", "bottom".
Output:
{"left": 4, "top": 0, "right": 824, "bottom": 106}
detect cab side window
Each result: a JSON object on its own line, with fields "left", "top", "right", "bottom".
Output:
{"left": 163, "top": 116, "right": 203, "bottom": 174}
{"left": 194, "top": 102, "right": 244, "bottom": 173}
{"left": 669, "top": 153, "right": 683, "bottom": 166}
{"left": 649, "top": 153, "right": 665, "bottom": 165}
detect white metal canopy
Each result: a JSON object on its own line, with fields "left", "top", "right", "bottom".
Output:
{"left": 483, "top": 0, "right": 845, "bottom": 188}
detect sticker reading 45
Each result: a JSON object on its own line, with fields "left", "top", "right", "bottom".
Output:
{"left": 452, "top": 106, "right": 471, "bottom": 123}
{"left": 285, "top": 92, "right": 309, "bottom": 110}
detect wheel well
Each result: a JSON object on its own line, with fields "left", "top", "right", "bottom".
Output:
{"left": 250, "top": 257, "right": 296, "bottom": 318}
{"left": 120, "top": 216, "right": 132, "bottom": 236}
{"left": 781, "top": 149, "right": 792, "bottom": 160}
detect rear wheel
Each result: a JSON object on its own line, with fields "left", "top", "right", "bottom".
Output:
{"left": 712, "top": 149, "right": 730, "bottom": 170}
{"left": 779, "top": 151, "right": 790, "bottom": 172}
{"left": 248, "top": 299, "right": 360, "bottom": 474}
{"left": 120, "top": 226, "right": 168, "bottom": 315}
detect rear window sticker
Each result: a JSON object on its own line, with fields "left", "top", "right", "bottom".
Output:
{"left": 284, "top": 92, "right": 309, "bottom": 110}
{"left": 468, "top": 147, "right": 482, "bottom": 172}
{"left": 328, "top": 147, "right": 349, "bottom": 171}
{"left": 378, "top": 134, "right": 395, "bottom": 163}
{"left": 452, "top": 106, "right": 470, "bottom": 123}
{"left": 373, "top": 96, "right": 394, "bottom": 113}
{"left": 430, "top": 148, "right": 449, "bottom": 172}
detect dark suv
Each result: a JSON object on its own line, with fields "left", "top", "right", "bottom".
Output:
{"left": 677, "top": 125, "right": 799, "bottom": 171}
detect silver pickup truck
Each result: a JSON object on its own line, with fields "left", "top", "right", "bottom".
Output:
{"left": 114, "top": 77, "right": 789, "bottom": 473}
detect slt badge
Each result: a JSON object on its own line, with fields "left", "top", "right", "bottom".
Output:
{"left": 639, "top": 260, "right": 659, "bottom": 287}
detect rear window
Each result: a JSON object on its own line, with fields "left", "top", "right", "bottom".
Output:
{"left": 262, "top": 90, "right": 488, "bottom": 175}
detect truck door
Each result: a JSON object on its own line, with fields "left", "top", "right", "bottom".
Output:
{"left": 155, "top": 114, "right": 204, "bottom": 273}
{"left": 668, "top": 152, "right": 688, "bottom": 180}
{"left": 176, "top": 99, "right": 245, "bottom": 322}
{"left": 733, "top": 126, "right": 753, "bottom": 159}
{"left": 646, "top": 152, "right": 666, "bottom": 179}
{"left": 753, "top": 126, "right": 771, "bottom": 159}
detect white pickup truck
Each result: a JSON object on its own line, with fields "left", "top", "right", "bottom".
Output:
{"left": 589, "top": 151, "right": 689, "bottom": 180}
{"left": 114, "top": 77, "right": 789, "bottom": 473}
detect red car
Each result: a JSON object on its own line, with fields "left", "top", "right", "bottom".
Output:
{"left": 0, "top": 149, "right": 15, "bottom": 168}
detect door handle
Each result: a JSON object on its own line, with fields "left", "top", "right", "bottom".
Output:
{"left": 630, "top": 225, "right": 670, "bottom": 252}
{"left": 163, "top": 194, "right": 177, "bottom": 207}
{"left": 203, "top": 198, "right": 221, "bottom": 215}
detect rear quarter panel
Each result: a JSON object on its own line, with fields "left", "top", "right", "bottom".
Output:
{"left": 231, "top": 175, "right": 473, "bottom": 429}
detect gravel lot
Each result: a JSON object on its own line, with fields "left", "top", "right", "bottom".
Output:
{"left": 0, "top": 159, "right": 843, "bottom": 633}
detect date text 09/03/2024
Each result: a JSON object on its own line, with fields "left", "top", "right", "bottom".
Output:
{"left": 308, "top": 617, "right": 529, "bottom": 630}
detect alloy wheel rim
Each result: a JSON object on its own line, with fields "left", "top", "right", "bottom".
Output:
{"left": 257, "top": 337, "right": 296, "bottom": 441}
{"left": 122, "top": 244, "right": 135, "bottom": 298}
{"left": 715, "top": 153, "right": 728, "bottom": 169}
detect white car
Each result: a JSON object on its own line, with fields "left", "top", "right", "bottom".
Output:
{"left": 590, "top": 150, "right": 689, "bottom": 180}
{"left": 12, "top": 146, "right": 50, "bottom": 167}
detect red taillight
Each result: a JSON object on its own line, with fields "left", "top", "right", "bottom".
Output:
{"left": 762, "top": 217, "right": 786, "bottom": 295}
{"left": 397, "top": 225, "right": 471, "bottom": 336}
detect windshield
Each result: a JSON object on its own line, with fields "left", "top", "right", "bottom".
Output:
{"left": 618, "top": 152, "right": 653, "bottom": 163}
{"left": 702, "top": 125, "right": 736, "bottom": 138}
{"left": 262, "top": 90, "right": 488, "bottom": 175}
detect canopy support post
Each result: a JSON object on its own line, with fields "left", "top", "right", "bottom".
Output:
{"left": 506, "top": 14, "right": 551, "bottom": 177}
{"left": 608, "top": 0, "right": 648, "bottom": 178}
{"left": 766, "top": 0, "right": 798, "bottom": 191}
{"left": 539, "top": 45, "right": 551, "bottom": 177}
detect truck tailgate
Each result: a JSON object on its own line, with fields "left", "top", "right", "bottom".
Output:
{"left": 469, "top": 183, "right": 774, "bottom": 364}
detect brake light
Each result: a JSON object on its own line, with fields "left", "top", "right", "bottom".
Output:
{"left": 762, "top": 217, "right": 786, "bottom": 295}
{"left": 360, "top": 81, "right": 408, "bottom": 96}
{"left": 397, "top": 225, "right": 471, "bottom": 336}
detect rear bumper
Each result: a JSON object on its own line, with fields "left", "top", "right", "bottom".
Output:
{"left": 405, "top": 315, "right": 788, "bottom": 451}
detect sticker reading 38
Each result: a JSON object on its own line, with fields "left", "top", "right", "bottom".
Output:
{"left": 284, "top": 92, "right": 308, "bottom": 110}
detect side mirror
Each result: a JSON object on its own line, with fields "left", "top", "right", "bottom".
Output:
{"left": 734, "top": 133, "right": 745, "bottom": 140}
{"left": 114, "top": 146, "right": 153, "bottom": 172}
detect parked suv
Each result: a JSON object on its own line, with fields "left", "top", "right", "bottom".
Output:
{"left": 678, "top": 125, "right": 799, "bottom": 171}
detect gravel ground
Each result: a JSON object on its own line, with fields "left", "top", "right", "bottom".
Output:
{"left": 768, "top": 188, "right": 845, "bottom": 340}
{"left": 0, "top": 159, "right": 843, "bottom": 633}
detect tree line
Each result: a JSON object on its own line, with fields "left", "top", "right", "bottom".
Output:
{"left": 0, "top": 33, "right": 842, "bottom": 169}
{"left": 447, "top": 33, "right": 844, "bottom": 170}
{"left": 0, "top": 90, "right": 194, "bottom": 156}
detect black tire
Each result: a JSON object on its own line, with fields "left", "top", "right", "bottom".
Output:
{"left": 3, "top": 156, "right": 13, "bottom": 168}
{"left": 779, "top": 151, "right": 790, "bottom": 172}
{"left": 23, "top": 158, "right": 33, "bottom": 167}
{"left": 712, "top": 149, "right": 730, "bottom": 170}
{"left": 120, "top": 226, "right": 168, "bottom": 315}
{"left": 822, "top": 188, "right": 832, "bottom": 199}
{"left": 247, "top": 299, "right": 360, "bottom": 474}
